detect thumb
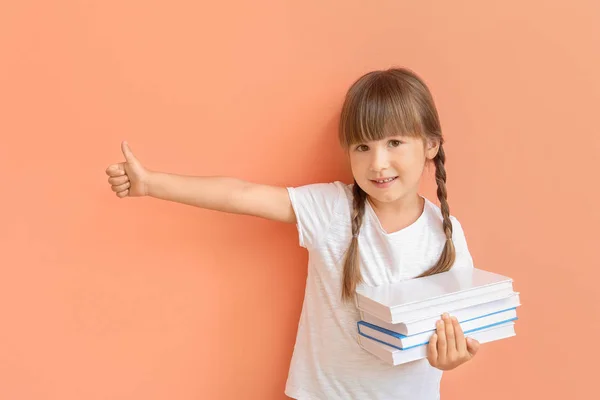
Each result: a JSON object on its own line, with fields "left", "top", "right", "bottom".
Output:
{"left": 121, "top": 141, "right": 138, "bottom": 164}
{"left": 466, "top": 337, "right": 480, "bottom": 357}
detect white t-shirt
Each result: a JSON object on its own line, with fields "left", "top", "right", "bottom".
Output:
{"left": 284, "top": 181, "right": 474, "bottom": 400}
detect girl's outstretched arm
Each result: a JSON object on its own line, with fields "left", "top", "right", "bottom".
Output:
{"left": 105, "top": 141, "right": 296, "bottom": 224}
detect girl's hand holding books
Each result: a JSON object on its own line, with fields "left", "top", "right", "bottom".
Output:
{"left": 427, "top": 312, "right": 480, "bottom": 371}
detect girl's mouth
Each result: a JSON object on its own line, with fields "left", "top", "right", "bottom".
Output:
{"left": 370, "top": 176, "right": 398, "bottom": 188}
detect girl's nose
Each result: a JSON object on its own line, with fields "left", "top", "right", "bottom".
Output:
{"left": 369, "top": 148, "right": 390, "bottom": 171}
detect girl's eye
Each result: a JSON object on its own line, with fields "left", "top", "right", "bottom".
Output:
{"left": 389, "top": 140, "right": 402, "bottom": 147}
{"left": 356, "top": 144, "right": 369, "bottom": 152}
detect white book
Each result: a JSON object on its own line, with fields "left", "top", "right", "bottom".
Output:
{"left": 361, "top": 292, "right": 521, "bottom": 336}
{"left": 358, "top": 320, "right": 516, "bottom": 366}
{"left": 358, "top": 308, "right": 517, "bottom": 349}
{"left": 355, "top": 268, "right": 514, "bottom": 324}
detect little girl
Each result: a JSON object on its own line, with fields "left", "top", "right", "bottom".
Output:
{"left": 106, "top": 67, "right": 480, "bottom": 400}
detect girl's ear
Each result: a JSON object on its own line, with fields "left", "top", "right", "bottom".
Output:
{"left": 425, "top": 138, "right": 440, "bottom": 160}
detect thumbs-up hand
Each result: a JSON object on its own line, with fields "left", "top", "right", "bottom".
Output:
{"left": 105, "top": 141, "right": 150, "bottom": 198}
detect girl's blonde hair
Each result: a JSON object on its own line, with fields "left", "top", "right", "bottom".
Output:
{"left": 338, "top": 67, "right": 455, "bottom": 302}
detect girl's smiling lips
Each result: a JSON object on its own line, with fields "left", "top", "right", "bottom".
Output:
{"left": 370, "top": 176, "right": 398, "bottom": 188}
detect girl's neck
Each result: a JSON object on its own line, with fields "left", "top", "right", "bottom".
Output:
{"left": 367, "top": 192, "right": 422, "bottom": 214}
{"left": 367, "top": 193, "right": 424, "bottom": 233}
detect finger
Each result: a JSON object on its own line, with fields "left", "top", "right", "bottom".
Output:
{"left": 452, "top": 317, "right": 467, "bottom": 355}
{"left": 121, "top": 141, "right": 137, "bottom": 164}
{"left": 106, "top": 163, "right": 126, "bottom": 177}
{"left": 444, "top": 313, "right": 456, "bottom": 356}
{"left": 108, "top": 175, "right": 129, "bottom": 186}
{"left": 111, "top": 181, "right": 130, "bottom": 193}
{"left": 427, "top": 332, "right": 438, "bottom": 366}
{"left": 466, "top": 337, "right": 480, "bottom": 357}
{"left": 436, "top": 318, "right": 447, "bottom": 364}
{"left": 116, "top": 189, "right": 129, "bottom": 198}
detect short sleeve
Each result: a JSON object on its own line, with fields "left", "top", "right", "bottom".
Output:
{"left": 286, "top": 181, "right": 345, "bottom": 249}
{"left": 450, "top": 216, "right": 474, "bottom": 271}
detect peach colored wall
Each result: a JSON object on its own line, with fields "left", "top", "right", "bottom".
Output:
{"left": 1, "top": 1, "right": 598, "bottom": 399}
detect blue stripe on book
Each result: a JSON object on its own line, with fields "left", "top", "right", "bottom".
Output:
{"left": 358, "top": 317, "right": 518, "bottom": 351}
{"left": 357, "top": 307, "right": 518, "bottom": 338}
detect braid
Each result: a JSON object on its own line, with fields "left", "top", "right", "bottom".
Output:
{"left": 435, "top": 144, "right": 453, "bottom": 240}
{"left": 417, "top": 144, "right": 456, "bottom": 277}
{"left": 341, "top": 182, "right": 367, "bottom": 302}
{"left": 351, "top": 183, "right": 368, "bottom": 239}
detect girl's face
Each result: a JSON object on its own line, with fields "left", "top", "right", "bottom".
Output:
{"left": 348, "top": 134, "right": 439, "bottom": 205}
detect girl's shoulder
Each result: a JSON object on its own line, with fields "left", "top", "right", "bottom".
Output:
{"left": 285, "top": 181, "right": 351, "bottom": 249}
{"left": 287, "top": 180, "right": 350, "bottom": 206}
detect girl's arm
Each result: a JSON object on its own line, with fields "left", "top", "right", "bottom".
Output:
{"left": 105, "top": 141, "right": 296, "bottom": 224}
{"left": 147, "top": 173, "right": 296, "bottom": 223}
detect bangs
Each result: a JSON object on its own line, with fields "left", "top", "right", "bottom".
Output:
{"left": 339, "top": 71, "right": 428, "bottom": 148}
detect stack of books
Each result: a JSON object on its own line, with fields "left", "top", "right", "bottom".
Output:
{"left": 355, "top": 268, "right": 520, "bottom": 365}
